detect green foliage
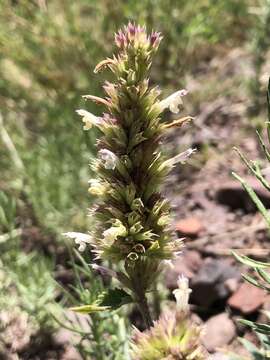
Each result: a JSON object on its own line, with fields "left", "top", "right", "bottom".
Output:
{"left": 70, "top": 288, "right": 133, "bottom": 314}
{"left": 9, "top": 252, "right": 59, "bottom": 331}
{"left": 0, "top": 191, "right": 16, "bottom": 232}
{"left": 233, "top": 78, "right": 270, "bottom": 358}
{"left": 55, "top": 252, "right": 130, "bottom": 360}
{"left": 0, "top": 192, "right": 59, "bottom": 334}
{"left": 232, "top": 253, "right": 270, "bottom": 357}
{"left": 233, "top": 80, "right": 270, "bottom": 224}
{"left": 236, "top": 335, "right": 270, "bottom": 360}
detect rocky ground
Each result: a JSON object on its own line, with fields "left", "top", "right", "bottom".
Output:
{"left": 162, "top": 48, "right": 270, "bottom": 358}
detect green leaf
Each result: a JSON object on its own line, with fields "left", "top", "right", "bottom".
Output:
{"left": 267, "top": 77, "right": 270, "bottom": 123}
{"left": 266, "top": 78, "right": 270, "bottom": 144}
{"left": 239, "top": 337, "right": 264, "bottom": 360}
{"left": 99, "top": 288, "right": 133, "bottom": 309}
{"left": 242, "top": 274, "right": 261, "bottom": 288}
{"left": 256, "top": 129, "right": 270, "bottom": 163}
{"left": 0, "top": 206, "right": 8, "bottom": 227}
{"left": 240, "top": 319, "right": 270, "bottom": 335}
{"left": 257, "top": 268, "right": 270, "bottom": 286}
{"left": 257, "top": 333, "right": 270, "bottom": 350}
{"left": 69, "top": 304, "right": 110, "bottom": 314}
{"left": 232, "top": 172, "right": 270, "bottom": 228}
{"left": 232, "top": 251, "right": 270, "bottom": 269}
{"left": 242, "top": 274, "right": 270, "bottom": 292}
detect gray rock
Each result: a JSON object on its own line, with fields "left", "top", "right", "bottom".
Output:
{"left": 203, "top": 313, "right": 236, "bottom": 353}
{"left": 191, "top": 259, "right": 240, "bottom": 307}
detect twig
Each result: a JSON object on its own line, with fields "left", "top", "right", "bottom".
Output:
{"left": 136, "top": 292, "right": 153, "bottom": 329}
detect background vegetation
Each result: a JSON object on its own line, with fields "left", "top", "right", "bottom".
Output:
{"left": 1, "top": 0, "right": 270, "bottom": 359}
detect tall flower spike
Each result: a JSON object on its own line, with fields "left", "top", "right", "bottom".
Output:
{"left": 70, "top": 24, "right": 196, "bottom": 329}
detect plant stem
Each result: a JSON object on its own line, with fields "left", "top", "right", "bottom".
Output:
{"left": 137, "top": 292, "right": 153, "bottom": 329}
{"left": 153, "top": 283, "right": 161, "bottom": 320}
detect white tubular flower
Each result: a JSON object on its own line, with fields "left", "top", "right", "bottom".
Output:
{"left": 102, "top": 220, "right": 127, "bottom": 246}
{"left": 159, "top": 89, "right": 188, "bottom": 113}
{"left": 98, "top": 149, "right": 118, "bottom": 169}
{"left": 88, "top": 179, "right": 105, "bottom": 196}
{"left": 165, "top": 148, "right": 196, "bottom": 168}
{"left": 76, "top": 109, "right": 102, "bottom": 130}
{"left": 173, "top": 275, "right": 192, "bottom": 312}
{"left": 63, "top": 232, "right": 92, "bottom": 252}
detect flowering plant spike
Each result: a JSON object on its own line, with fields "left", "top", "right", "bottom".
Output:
{"left": 69, "top": 23, "right": 195, "bottom": 328}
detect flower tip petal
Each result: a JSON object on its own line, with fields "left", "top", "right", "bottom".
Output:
{"left": 75, "top": 109, "right": 84, "bottom": 116}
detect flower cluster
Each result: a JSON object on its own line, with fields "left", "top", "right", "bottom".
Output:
{"left": 131, "top": 312, "right": 205, "bottom": 360}
{"left": 131, "top": 276, "right": 206, "bottom": 360}
{"left": 114, "top": 23, "right": 162, "bottom": 51}
{"left": 70, "top": 23, "right": 195, "bottom": 307}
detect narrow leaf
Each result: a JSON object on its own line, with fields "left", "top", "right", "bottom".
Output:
{"left": 232, "top": 251, "right": 270, "bottom": 269}
{"left": 70, "top": 304, "right": 110, "bottom": 314}
{"left": 231, "top": 173, "right": 270, "bottom": 228}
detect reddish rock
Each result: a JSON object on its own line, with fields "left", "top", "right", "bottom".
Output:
{"left": 203, "top": 313, "right": 236, "bottom": 353}
{"left": 228, "top": 282, "right": 266, "bottom": 314}
{"left": 175, "top": 217, "right": 204, "bottom": 237}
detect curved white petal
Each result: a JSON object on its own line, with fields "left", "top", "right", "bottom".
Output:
{"left": 159, "top": 89, "right": 188, "bottom": 114}
{"left": 76, "top": 109, "right": 102, "bottom": 130}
